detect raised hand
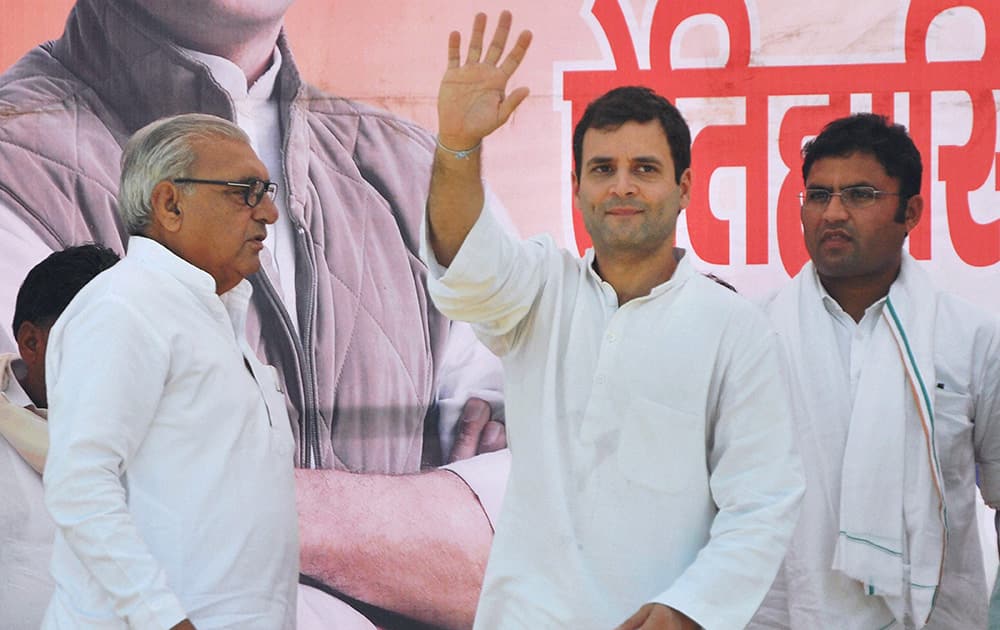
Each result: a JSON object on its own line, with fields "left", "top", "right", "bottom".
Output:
{"left": 437, "top": 11, "right": 532, "bottom": 152}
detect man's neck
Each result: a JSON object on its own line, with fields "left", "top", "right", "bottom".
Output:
{"left": 594, "top": 244, "right": 679, "bottom": 305}
{"left": 819, "top": 265, "right": 900, "bottom": 323}
{"left": 134, "top": 0, "right": 285, "bottom": 89}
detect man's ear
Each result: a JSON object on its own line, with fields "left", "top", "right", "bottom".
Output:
{"left": 677, "top": 167, "right": 692, "bottom": 210}
{"left": 15, "top": 320, "right": 49, "bottom": 370}
{"left": 903, "top": 193, "right": 923, "bottom": 234}
{"left": 571, "top": 170, "right": 580, "bottom": 207}
{"left": 149, "top": 180, "right": 184, "bottom": 233}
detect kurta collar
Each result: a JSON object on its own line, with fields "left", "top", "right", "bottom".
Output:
{"left": 583, "top": 247, "right": 695, "bottom": 304}
{"left": 182, "top": 46, "right": 282, "bottom": 101}
{"left": 126, "top": 236, "right": 253, "bottom": 309}
{"left": 810, "top": 264, "right": 888, "bottom": 322}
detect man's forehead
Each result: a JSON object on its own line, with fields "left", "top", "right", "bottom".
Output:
{"left": 582, "top": 120, "right": 672, "bottom": 159}
{"left": 806, "top": 151, "right": 890, "bottom": 184}
{"left": 189, "top": 136, "right": 267, "bottom": 176}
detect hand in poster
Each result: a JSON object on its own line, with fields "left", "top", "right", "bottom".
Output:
{"left": 437, "top": 10, "right": 532, "bottom": 152}
{"left": 615, "top": 603, "right": 699, "bottom": 630}
{"left": 448, "top": 397, "right": 506, "bottom": 462}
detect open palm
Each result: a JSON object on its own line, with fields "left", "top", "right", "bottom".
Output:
{"left": 437, "top": 11, "right": 532, "bottom": 150}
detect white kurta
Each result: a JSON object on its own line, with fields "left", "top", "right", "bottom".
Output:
{"left": 0, "top": 354, "right": 54, "bottom": 630}
{"left": 424, "top": 204, "right": 804, "bottom": 629}
{"left": 42, "top": 237, "right": 299, "bottom": 629}
{"left": 757, "top": 259, "right": 1000, "bottom": 629}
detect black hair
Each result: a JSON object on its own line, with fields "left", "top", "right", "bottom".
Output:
{"left": 573, "top": 86, "right": 691, "bottom": 183}
{"left": 12, "top": 244, "right": 120, "bottom": 338}
{"left": 802, "top": 113, "right": 922, "bottom": 223}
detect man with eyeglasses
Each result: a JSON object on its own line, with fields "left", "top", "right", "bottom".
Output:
{"left": 753, "top": 113, "right": 1000, "bottom": 629}
{"left": 0, "top": 1, "right": 508, "bottom": 628}
{"left": 43, "top": 113, "right": 298, "bottom": 630}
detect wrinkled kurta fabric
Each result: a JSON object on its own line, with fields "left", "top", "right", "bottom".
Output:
{"left": 424, "top": 204, "right": 805, "bottom": 630}
{"left": 43, "top": 237, "right": 298, "bottom": 629}
{"left": 756, "top": 254, "right": 1000, "bottom": 629}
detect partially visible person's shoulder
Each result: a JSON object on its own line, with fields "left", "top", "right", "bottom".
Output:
{"left": 0, "top": 44, "right": 121, "bottom": 133}
{"left": 688, "top": 270, "right": 761, "bottom": 313}
{"left": 0, "top": 46, "right": 78, "bottom": 106}
{"left": 0, "top": 46, "right": 125, "bottom": 190}
{"left": 684, "top": 271, "right": 778, "bottom": 340}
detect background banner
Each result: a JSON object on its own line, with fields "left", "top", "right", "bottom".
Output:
{"left": 1, "top": 0, "right": 997, "bottom": 619}
{"left": 4, "top": 0, "right": 997, "bottom": 307}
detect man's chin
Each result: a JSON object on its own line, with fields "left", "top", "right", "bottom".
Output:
{"left": 814, "top": 259, "right": 860, "bottom": 279}
{"left": 231, "top": 256, "right": 263, "bottom": 282}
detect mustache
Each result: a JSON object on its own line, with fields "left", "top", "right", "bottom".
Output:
{"left": 819, "top": 226, "right": 854, "bottom": 241}
{"left": 597, "top": 199, "right": 648, "bottom": 212}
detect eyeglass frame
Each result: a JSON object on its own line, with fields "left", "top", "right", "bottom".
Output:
{"left": 172, "top": 177, "right": 278, "bottom": 208}
{"left": 798, "top": 185, "right": 901, "bottom": 211}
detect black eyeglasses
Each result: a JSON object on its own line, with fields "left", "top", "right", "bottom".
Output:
{"left": 173, "top": 177, "right": 278, "bottom": 208}
{"left": 799, "top": 185, "right": 900, "bottom": 210}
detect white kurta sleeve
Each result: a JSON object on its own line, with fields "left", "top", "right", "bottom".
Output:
{"left": 972, "top": 315, "right": 1000, "bottom": 507}
{"left": 44, "top": 296, "right": 187, "bottom": 629}
{"left": 439, "top": 449, "right": 511, "bottom": 530}
{"left": 420, "top": 199, "right": 552, "bottom": 356}
{"left": 653, "top": 309, "right": 805, "bottom": 628}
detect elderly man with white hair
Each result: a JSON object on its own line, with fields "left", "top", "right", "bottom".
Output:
{"left": 42, "top": 113, "right": 298, "bottom": 630}
{"left": 0, "top": 2, "right": 508, "bottom": 622}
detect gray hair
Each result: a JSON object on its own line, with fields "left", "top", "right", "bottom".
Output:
{"left": 118, "top": 113, "right": 251, "bottom": 235}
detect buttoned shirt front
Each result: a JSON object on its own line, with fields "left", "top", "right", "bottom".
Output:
{"left": 43, "top": 237, "right": 299, "bottom": 629}
{"left": 755, "top": 260, "right": 1000, "bottom": 629}
{"left": 424, "top": 205, "right": 803, "bottom": 629}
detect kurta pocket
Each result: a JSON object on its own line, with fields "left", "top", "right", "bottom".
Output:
{"left": 617, "top": 398, "right": 703, "bottom": 493}
{"left": 932, "top": 388, "right": 974, "bottom": 479}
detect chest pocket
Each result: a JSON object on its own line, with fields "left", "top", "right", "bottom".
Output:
{"left": 933, "top": 388, "right": 974, "bottom": 480}
{"left": 618, "top": 397, "right": 705, "bottom": 493}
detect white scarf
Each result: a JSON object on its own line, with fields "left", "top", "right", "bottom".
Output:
{"left": 0, "top": 352, "right": 48, "bottom": 474}
{"left": 768, "top": 254, "right": 946, "bottom": 627}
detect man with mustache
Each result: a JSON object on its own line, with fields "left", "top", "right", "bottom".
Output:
{"left": 0, "top": 1, "right": 507, "bottom": 627}
{"left": 755, "top": 113, "right": 1000, "bottom": 628}
{"left": 42, "top": 114, "right": 298, "bottom": 629}
{"left": 423, "top": 13, "right": 804, "bottom": 629}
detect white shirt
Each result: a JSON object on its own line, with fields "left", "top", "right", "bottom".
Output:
{"left": 0, "top": 354, "right": 55, "bottom": 630}
{"left": 755, "top": 263, "right": 1000, "bottom": 629}
{"left": 817, "top": 273, "right": 889, "bottom": 400}
{"left": 424, "top": 203, "right": 804, "bottom": 629}
{"left": 42, "top": 237, "right": 298, "bottom": 629}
